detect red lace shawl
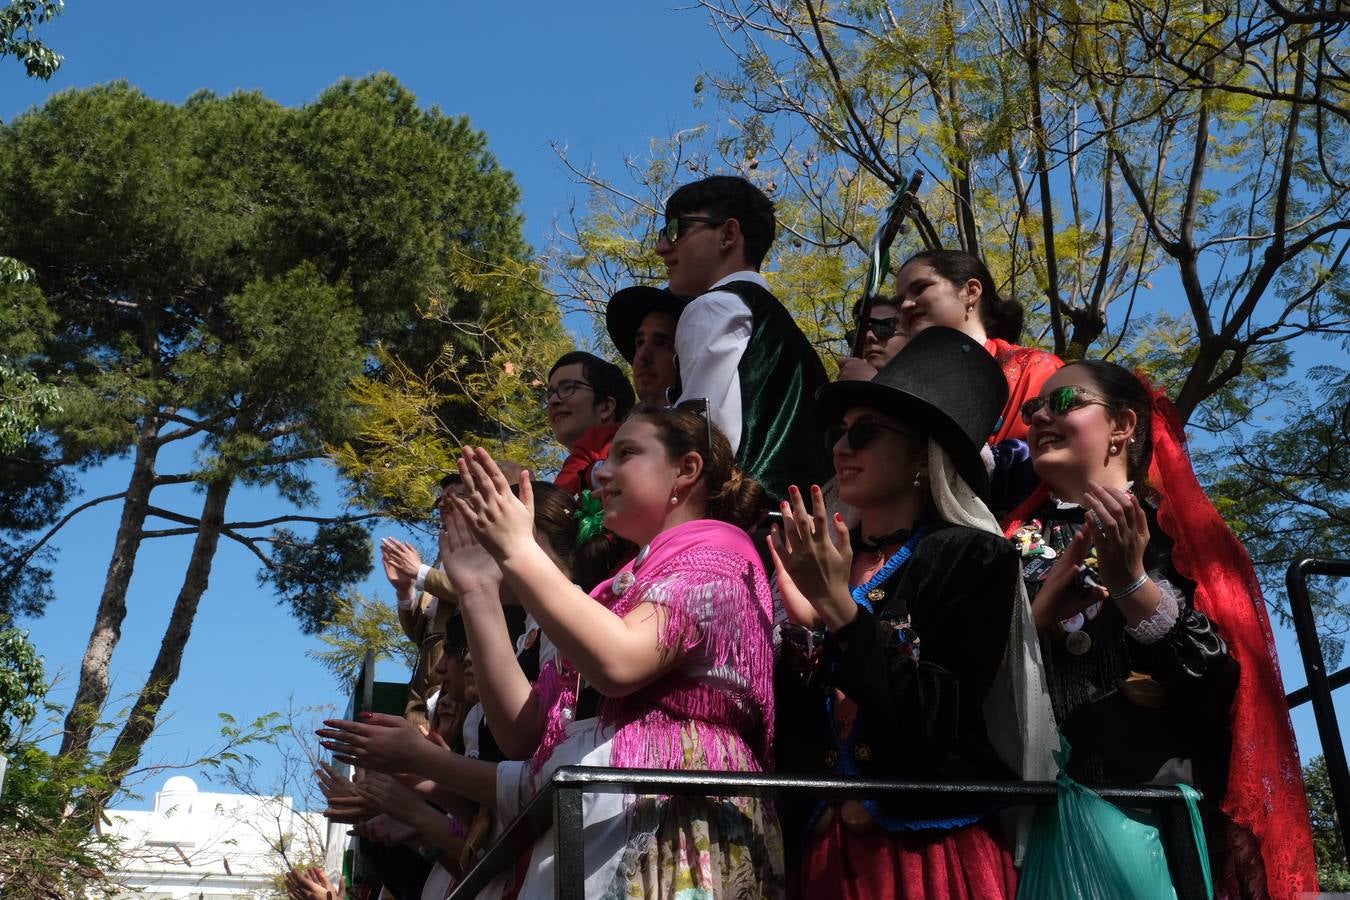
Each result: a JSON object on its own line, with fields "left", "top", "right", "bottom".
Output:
{"left": 984, "top": 338, "right": 1064, "bottom": 444}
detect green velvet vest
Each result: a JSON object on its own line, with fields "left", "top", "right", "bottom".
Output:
{"left": 719, "top": 280, "right": 832, "bottom": 502}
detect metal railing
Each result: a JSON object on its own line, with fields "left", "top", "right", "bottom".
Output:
{"left": 1286, "top": 558, "right": 1350, "bottom": 865}
{"left": 449, "top": 766, "right": 1210, "bottom": 899}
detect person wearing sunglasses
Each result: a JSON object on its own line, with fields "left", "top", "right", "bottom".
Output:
{"left": 768, "top": 326, "right": 1057, "bottom": 900}
{"left": 654, "top": 174, "right": 830, "bottom": 502}
{"left": 1003, "top": 360, "right": 1315, "bottom": 895}
{"left": 836, "top": 295, "right": 907, "bottom": 382}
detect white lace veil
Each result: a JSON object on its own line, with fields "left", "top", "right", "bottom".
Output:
{"left": 929, "top": 439, "right": 1058, "bottom": 860}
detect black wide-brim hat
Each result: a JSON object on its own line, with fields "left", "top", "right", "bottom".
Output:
{"left": 816, "top": 326, "right": 1008, "bottom": 498}
{"left": 605, "top": 285, "right": 689, "bottom": 362}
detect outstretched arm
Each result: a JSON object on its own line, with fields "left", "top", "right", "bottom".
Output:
{"left": 317, "top": 712, "right": 499, "bottom": 810}
{"left": 452, "top": 448, "right": 684, "bottom": 697}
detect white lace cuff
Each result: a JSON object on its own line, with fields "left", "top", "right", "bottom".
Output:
{"left": 1125, "top": 577, "right": 1182, "bottom": 645}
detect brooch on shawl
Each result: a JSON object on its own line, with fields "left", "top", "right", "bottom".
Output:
{"left": 610, "top": 543, "right": 651, "bottom": 597}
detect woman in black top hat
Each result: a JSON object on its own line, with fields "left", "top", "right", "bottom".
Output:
{"left": 769, "top": 326, "right": 1055, "bottom": 900}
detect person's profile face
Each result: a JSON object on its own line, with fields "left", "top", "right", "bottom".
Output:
{"left": 632, "top": 310, "right": 679, "bottom": 405}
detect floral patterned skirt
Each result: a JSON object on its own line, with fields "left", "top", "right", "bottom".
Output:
{"left": 601, "top": 727, "right": 786, "bottom": 899}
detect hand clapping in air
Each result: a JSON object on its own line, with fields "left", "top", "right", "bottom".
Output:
{"left": 767, "top": 484, "right": 857, "bottom": 631}
{"left": 447, "top": 447, "right": 537, "bottom": 562}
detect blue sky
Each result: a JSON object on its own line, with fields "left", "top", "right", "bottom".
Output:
{"left": 3, "top": 1, "right": 733, "bottom": 808}
{"left": 5, "top": 1, "right": 1342, "bottom": 809}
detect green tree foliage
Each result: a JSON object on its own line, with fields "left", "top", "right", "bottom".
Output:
{"left": 1304, "top": 755, "right": 1350, "bottom": 890}
{"left": 307, "top": 593, "right": 417, "bottom": 685}
{"left": 0, "top": 0, "right": 62, "bottom": 80}
{"left": 0, "top": 74, "right": 558, "bottom": 813}
{"left": 555, "top": 0, "right": 1350, "bottom": 617}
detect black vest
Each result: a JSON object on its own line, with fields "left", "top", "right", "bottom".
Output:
{"left": 715, "top": 280, "right": 831, "bottom": 502}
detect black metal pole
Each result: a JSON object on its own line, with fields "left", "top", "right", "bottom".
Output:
{"left": 553, "top": 782, "right": 585, "bottom": 899}
{"left": 1287, "top": 558, "right": 1350, "bottom": 866}
{"left": 1158, "top": 798, "right": 1208, "bottom": 900}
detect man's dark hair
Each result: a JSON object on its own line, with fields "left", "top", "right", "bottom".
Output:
{"left": 665, "top": 175, "right": 776, "bottom": 268}
{"left": 548, "top": 351, "right": 636, "bottom": 420}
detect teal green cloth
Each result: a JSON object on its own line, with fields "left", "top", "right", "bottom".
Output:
{"left": 1018, "top": 737, "right": 1213, "bottom": 900}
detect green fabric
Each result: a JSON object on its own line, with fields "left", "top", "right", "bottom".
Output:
{"left": 718, "top": 280, "right": 832, "bottom": 503}
{"left": 1018, "top": 736, "right": 1213, "bottom": 900}
{"left": 573, "top": 489, "right": 606, "bottom": 547}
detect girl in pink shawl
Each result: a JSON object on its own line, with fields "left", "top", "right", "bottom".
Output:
{"left": 321, "top": 404, "right": 785, "bottom": 898}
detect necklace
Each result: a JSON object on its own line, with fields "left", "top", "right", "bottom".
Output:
{"left": 851, "top": 526, "right": 927, "bottom": 613}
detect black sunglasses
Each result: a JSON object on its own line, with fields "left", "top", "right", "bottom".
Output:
{"left": 656, "top": 215, "right": 726, "bottom": 246}
{"left": 825, "top": 417, "right": 920, "bottom": 453}
{"left": 844, "top": 315, "right": 901, "bottom": 348}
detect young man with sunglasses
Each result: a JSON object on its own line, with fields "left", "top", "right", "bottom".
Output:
{"left": 545, "top": 351, "right": 636, "bottom": 495}
{"left": 656, "top": 175, "right": 830, "bottom": 502}
{"left": 837, "top": 295, "right": 907, "bottom": 381}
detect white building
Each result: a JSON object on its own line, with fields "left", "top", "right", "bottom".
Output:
{"left": 102, "top": 775, "right": 344, "bottom": 900}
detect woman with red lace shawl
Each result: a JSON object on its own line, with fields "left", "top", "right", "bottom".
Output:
{"left": 1005, "top": 359, "right": 1316, "bottom": 898}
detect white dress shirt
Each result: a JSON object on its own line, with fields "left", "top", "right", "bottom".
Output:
{"left": 673, "top": 270, "right": 765, "bottom": 454}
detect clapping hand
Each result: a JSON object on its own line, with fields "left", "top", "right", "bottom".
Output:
{"left": 449, "top": 447, "right": 537, "bottom": 562}
{"left": 1080, "top": 480, "right": 1149, "bottom": 595}
{"left": 439, "top": 505, "right": 504, "bottom": 597}
{"left": 285, "top": 865, "right": 345, "bottom": 900}
{"left": 380, "top": 538, "right": 423, "bottom": 584}
{"left": 766, "top": 484, "right": 856, "bottom": 631}
{"left": 317, "top": 712, "right": 428, "bottom": 775}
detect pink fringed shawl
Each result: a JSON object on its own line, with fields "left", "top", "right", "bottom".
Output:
{"left": 530, "top": 519, "right": 776, "bottom": 776}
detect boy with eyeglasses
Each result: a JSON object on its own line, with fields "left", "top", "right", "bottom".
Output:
{"left": 655, "top": 175, "right": 830, "bottom": 502}
{"left": 545, "top": 351, "right": 636, "bottom": 495}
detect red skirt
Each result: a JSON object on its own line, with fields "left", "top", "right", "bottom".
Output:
{"left": 793, "top": 815, "right": 1018, "bottom": 900}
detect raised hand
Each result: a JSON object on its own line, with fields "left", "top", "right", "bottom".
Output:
{"left": 450, "top": 447, "right": 537, "bottom": 561}
{"left": 1028, "top": 525, "right": 1109, "bottom": 633}
{"left": 380, "top": 537, "right": 423, "bottom": 583}
{"left": 835, "top": 356, "right": 879, "bottom": 381}
{"left": 315, "top": 761, "right": 375, "bottom": 824}
{"left": 354, "top": 771, "right": 428, "bottom": 824}
{"left": 316, "top": 712, "right": 429, "bottom": 775}
{"left": 285, "top": 865, "right": 345, "bottom": 900}
{"left": 439, "top": 506, "right": 504, "bottom": 597}
{"left": 767, "top": 484, "right": 856, "bottom": 631}
{"left": 1081, "top": 480, "right": 1150, "bottom": 595}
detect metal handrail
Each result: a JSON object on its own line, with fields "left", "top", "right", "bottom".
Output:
{"left": 449, "top": 766, "right": 1209, "bottom": 899}
{"left": 1286, "top": 557, "right": 1350, "bottom": 865}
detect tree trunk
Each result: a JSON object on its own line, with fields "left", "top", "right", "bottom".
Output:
{"left": 58, "top": 409, "right": 162, "bottom": 758}
{"left": 83, "top": 477, "right": 233, "bottom": 816}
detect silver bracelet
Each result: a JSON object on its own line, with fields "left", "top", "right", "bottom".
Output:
{"left": 1125, "top": 578, "right": 1182, "bottom": 645}
{"left": 1110, "top": 573, "right": 1150, "bottom": 603}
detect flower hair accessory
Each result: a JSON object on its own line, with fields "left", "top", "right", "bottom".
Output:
{"left": 572, "top": 489, "right": 605, "bottom": 547}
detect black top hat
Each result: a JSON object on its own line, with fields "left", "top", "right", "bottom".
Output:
{"left": 816, "top": 326, "right": 1008, "bottom": 498}
{"left": 605, "top": 285, "right": 688, "bottom": 362}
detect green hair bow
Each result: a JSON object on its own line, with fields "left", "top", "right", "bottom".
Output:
{"left": 573, "top": 489, "right": 606, "bottom": 547}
